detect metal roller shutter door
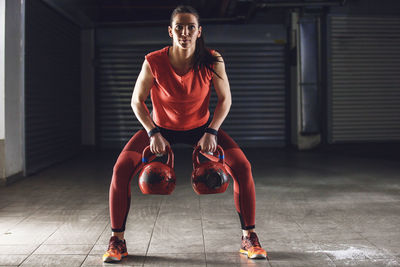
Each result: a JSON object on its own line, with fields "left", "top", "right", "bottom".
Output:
{"left": 328, "top": 16, "right": 400, "bottom": 143}
{"left": 96, "top": 43, "right": 287, "bottom": 148}
{"left": 25, "top": 0, "right": 81, "bottom": 175}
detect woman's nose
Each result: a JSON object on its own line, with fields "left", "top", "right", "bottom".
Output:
{"left": 182, "top": 27, "right": 189, "bottom": 36}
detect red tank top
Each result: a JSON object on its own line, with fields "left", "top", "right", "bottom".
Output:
{"left": 145, "top": 46, "right": 214, "bottom": 131}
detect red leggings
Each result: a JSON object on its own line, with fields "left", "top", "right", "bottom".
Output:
{"left": 109, "top": 129, "right": 256, "bottom": 232}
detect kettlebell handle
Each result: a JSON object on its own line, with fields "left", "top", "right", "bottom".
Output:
{"left": 193, "top": 145, "right": 225, "bottom": 169}
{"left": 142, "top": 145, "right": 174, "bottom": 168}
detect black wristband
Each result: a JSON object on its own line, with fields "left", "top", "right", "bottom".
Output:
{"left": 147, "top": 127, "right": 160, "bottom": 137}
{"left": 205, "top": 127, "right": 218, "bottom": 136}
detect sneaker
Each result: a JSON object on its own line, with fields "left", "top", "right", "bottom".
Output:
{"left": 102, "top": 236, "right": 128, "bottom": 263}
{"left": 239, "top": 232, "right": 268, "bottom": 259}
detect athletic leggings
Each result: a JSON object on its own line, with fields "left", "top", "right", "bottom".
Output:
{"left": 109, "top": 123, "right": 256, "bottom": 232}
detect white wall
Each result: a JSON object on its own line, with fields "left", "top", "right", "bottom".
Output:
{"left": 0, "top": 0, "right": 5, "bottom": 140}
{"left": 4, "top": 0, "right": 24, "bottom": 178}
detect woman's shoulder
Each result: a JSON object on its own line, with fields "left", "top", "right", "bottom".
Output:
{"left": 145, "top": 47, "right": 169, "bottom": 77}
{"left": 145, "top": 46, "right": 169, "bottom": 61}
{"left": 209, "top": 49, "right": 223, "bottom": 60}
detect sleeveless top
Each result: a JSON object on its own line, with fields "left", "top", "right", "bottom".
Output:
{"left": 145, "top": 46, "right": 214, "bottom": 131}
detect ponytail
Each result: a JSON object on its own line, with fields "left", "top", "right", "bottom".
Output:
{"left": 194, "top": 34, "right": 222, "bottom": 79}
{"left": 170, "top": 5, "right": 222, "bottom": 79}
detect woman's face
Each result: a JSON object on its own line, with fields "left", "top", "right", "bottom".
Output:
{"left": 169, "top": 13, "right": 202, "bottom": 49}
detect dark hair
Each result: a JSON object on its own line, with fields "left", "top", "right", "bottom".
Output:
{"left": 170, "top": 5, "right": 222, "bottom": 78}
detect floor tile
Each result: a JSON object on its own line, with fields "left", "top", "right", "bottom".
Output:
{"left": 0, "top": 217, "right": 25, "bottom": 233}
{"left": 206, "top": 252, "right": 271, "bottom": 266}
{"left": 0, "top": 244, "right": 38, "bottom": 255}
{"left": 332, "top": 258, "right": 400, "bottom": 267}
{"left": 269, "top": 260, "right": 335, "bottom": 267}
{"left": 34, "top": 244, "right": 93, "bottom": 254}
{"left": 43, "top": 222, "right": 107, "bottom": 245}
{"left": 19, "top": 254, "right": 86, "bottom": 267}
{"left": 144, "top": 253, "right": 205, "bottom": 266}
{"left": 0, "top": 255, "right": 28, "bottom": 265}
{"left": 147, "top": 237, "right": 204, "bottom": 254}
{"left": 0, "top": 223, "right": 60, "bottom": 245}
{"left": 82, "top": 254, "right": 145, "bottom": 266}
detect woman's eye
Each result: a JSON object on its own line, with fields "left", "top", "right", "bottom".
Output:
{"left": 176, "top": 25, "right": 183, "bottom": 30}
{"left": 189, "top": 25, "right": 195, "bottom": 30}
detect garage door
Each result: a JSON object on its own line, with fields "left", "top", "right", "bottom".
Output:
{"left": 327, "top": 16, "right": 400, "bottom": 143}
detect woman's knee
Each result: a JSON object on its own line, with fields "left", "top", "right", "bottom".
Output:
{"left": 111, "top": 153, "right": 137, "bottom": 186}
{"left": 225, "top": 149, "right": 252, "bottom": 172}
{"left": 242, "top": 158, "right": 252, "bottom": 173}
{"left": 235, "top": 158, "right": 252, "bottom": 176}
{"left": 228, "top": 157, "right": 252, "bottom": 183}
{"left": 113, "top": 159, "right": 130, "bottom": 177}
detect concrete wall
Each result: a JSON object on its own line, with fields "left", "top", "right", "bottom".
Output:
{"left": 1, "top": 0, "right": 25, "bottom": 184}
{"left": 0, "top": 0, "right": 5, "bottom": 180}
{"left": 0, "top": 0, "right": 5, "bottom": 140}
{"left": 81, "top": 29, "right": 95, "bottom": 146}
{"left": 290, "top": 12, "right": 321, "bottom": 150}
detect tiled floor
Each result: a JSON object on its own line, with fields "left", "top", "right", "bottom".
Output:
{"left": 0, "top": 145, "right": 399, "bottom": 266}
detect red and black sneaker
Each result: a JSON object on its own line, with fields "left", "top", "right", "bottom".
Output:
{"left": 102, "top": 236, "right": 128, "bottom": 263}
{"left": 239, "top": 232, "right": 268, "bottom": 259}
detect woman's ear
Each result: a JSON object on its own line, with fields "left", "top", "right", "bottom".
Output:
{"left": 168, "top": 26, "right": 173, "bottom": 38}
{"left": 198, "top": 26, "right": 202, "bottom": 38}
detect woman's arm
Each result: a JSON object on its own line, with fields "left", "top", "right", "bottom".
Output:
{"left": 131, "top": 59, "right": 170, "bottom": 154}
{"left": 208, "top": 51, "right": 232, "bottom": 130}
{"left": 197, "top": 51, "right": 232, "bottom": 153}
{"left": 131, "top": 59, "right": 156, "bottom": 132}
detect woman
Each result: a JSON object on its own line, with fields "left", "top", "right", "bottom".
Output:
{"left": 103, "top": 5, "right": 267, "bottom": 263}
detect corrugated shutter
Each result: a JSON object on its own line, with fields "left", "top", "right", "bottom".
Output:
{"left": 25, "top": 0, "right": 81, "bottom": 175}
{"left": 327, "top": 16, "right": 400, "bottom": 143}
{"left": 96, "top": 45, "right": 159, "bottom": 148}
{"left": 212, "top": 43, "right": 287, "bottom": 146}
{"left": 96, "top": 43, "right": 287, "bottom": 148}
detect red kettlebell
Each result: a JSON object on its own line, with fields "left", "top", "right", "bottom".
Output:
{"left": 191, "top": 145, "right": 230, "bottom": 195}
{"left": 138, "top": 145, "right": 176, "bottom": 195}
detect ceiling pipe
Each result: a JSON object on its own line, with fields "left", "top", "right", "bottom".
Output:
{"left": 219, "top": 0, "right": 232, "bottom": 17}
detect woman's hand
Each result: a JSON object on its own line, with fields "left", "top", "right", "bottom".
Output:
{"left": 197, "top": 133, "right": 217, "bottom": 153}
{"left": 150, "top": 133, "right": 170, "bottom": 155}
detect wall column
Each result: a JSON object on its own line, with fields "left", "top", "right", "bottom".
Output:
{"left": 1, "top": 0, "right": 25, "bottom": 185}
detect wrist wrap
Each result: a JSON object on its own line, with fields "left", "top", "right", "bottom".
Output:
{"left": 148, "top": 127, "right": 160, "bottom": 137}
{"left": 205, "top": 127, "right": 218, "bottom": 136}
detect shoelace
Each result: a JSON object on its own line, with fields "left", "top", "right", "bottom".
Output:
{"left": 247, "top": 233, "right": 261, "bottom": 248}
{"left": 109, "top": 239, "right": 124, "bottom": 252}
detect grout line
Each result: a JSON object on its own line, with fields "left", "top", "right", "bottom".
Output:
{"left": 142, "top": 197, "right": 164, "bottom": 267}
{"left": 359, "top": 232, "right": 399, "bottom": 261}
{"left": 17, "top": 222, "right": 65, "bottom": 267}
{"left": 287, "top": 193, "right": 337, "bottom": 267}
{"left": 1, "top": 217, "right": 27, "bottom": 235}
{"left": 198, "top": 195, "right": 207, "bottom": 267}
{"left": 3, "top": 205, "right": 44, "bottom": 233}
{"left": 291, "top": 219, "right": 337, "bottom": 267}
{"left": 79, "top": 221, "right": 110, "bottom": 267}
